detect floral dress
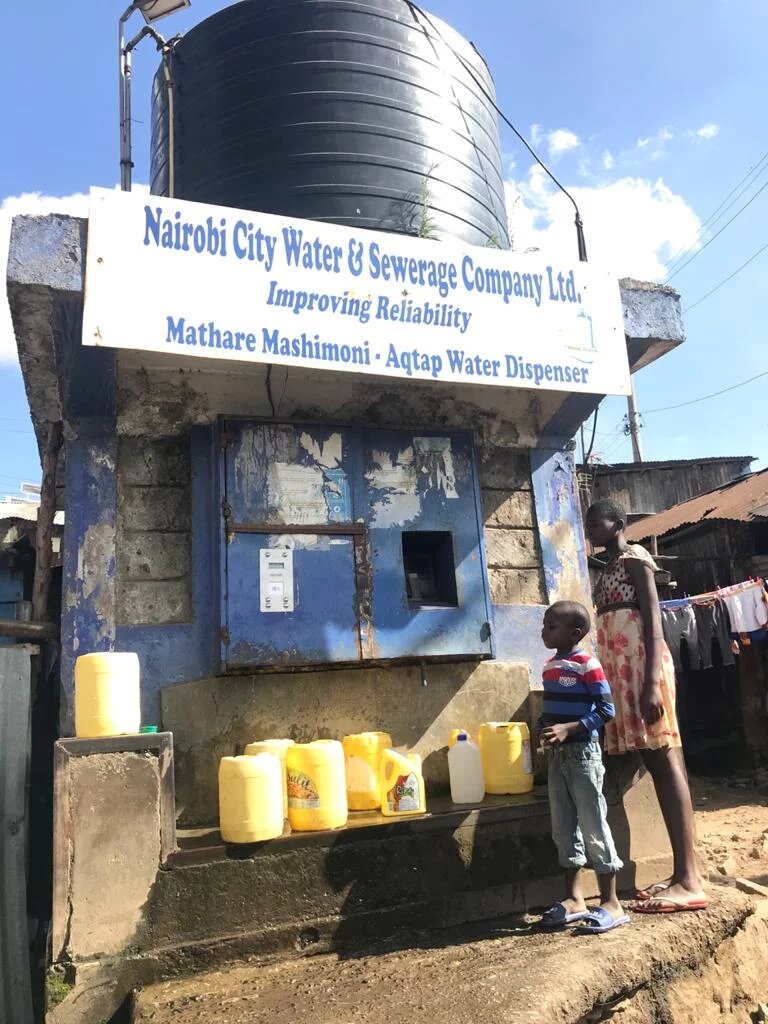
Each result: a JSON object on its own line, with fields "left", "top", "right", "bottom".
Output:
{"left": 594, "top": 544, "right": 681, "bottom": 755}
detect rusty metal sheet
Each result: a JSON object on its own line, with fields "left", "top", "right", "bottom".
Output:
{"left": 626, "top": 469, "right": 768, "bottom": 542}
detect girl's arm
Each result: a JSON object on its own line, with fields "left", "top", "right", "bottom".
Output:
{"left": 625, "top": 558, "right": 665, "bottom": 725}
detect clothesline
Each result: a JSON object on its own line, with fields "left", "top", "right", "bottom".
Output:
{"left": 659, "top": 578, "right": 768, "bottom": 671}
{"left": 659, "top": 577, "right": 767, "bottom": 609}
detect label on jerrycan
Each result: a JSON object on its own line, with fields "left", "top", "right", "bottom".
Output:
{"left": 387, "top": 772, "right": 419, "bottom": 813}
{"left": 287, "top": 769, "right": 320, "bottom": 809}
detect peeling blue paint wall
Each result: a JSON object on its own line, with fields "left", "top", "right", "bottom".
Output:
{"left": 116, "top": 428, "right": 219, "bottom": 724}
{"left": 530, "top": 446, "right": 591, "bottom": 607}
{"left": 60, "top": 419, "right": 118, "bottom": 731}
{"left": 59, "top": 419, "right": 589, "bottom": 727}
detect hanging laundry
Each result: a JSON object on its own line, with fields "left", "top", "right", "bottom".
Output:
{"left": 719, "top": 581, "right": 768, "bottom": 636}
{"left": 693, "top": 601, "right": 735, "bottom": 668}
{"left": 660, "top": 604, "right": 700, "bottom": 676}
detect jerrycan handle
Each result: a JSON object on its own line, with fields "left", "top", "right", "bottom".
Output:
{"left": 381, "top": 749, "right": 397, "bottom": 788}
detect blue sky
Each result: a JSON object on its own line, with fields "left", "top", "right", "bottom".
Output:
{"left": 1, "top": 0, "right": 766, "bottom": 494}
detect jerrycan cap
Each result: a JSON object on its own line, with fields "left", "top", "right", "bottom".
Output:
{"left": 457, "top": 732, "right": 468, "bottom": 741}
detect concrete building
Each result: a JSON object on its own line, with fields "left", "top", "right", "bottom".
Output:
{"left": 8, "top": 212, "right": 684, "bottom": 812}
{"left": 7, "top": 211, "right": 685, "bottom": 1020}
{"left": 4, "top": 5, "right": 690, "bottom": 1015}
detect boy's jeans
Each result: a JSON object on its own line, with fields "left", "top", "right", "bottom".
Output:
{"left": 547, "top": 739, "right": 623, "bottom": 875}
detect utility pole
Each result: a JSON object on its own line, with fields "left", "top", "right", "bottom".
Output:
{"left": 626, "top": 379, "right": 643, "bottom": 463}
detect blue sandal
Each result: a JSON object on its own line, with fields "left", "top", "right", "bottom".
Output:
{"left": 573, "top": 907, "right": 630, "bottom": 934}
{"left": 539, "top": 902, "right": 591, "bottom": 929}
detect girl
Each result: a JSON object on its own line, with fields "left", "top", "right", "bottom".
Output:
{"left": 585, "top": 500, "right": 707, "bottom": 913}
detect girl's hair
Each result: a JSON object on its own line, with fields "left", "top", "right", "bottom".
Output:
{"left": 587, "top": 499, "right": 627, "bottom": 525}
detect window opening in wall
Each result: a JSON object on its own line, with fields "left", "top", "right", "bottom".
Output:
{"left": 402, "top": 531, "right": 458, "bottom": 608}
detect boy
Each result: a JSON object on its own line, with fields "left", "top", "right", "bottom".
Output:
{"left": 538, "top": 600, "right": 629, "bottom": 933}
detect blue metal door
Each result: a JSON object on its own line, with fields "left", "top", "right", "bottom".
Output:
{"left": 221, "top": 422, "right": 362, "bottom": 668}
{"left": 220, "top": 421, "right": 492, "bottom": 668}
{"left": 360, "top": 430, "right": 492, "bottom": 660}
{"left": 224, "top": 532, "right": 361, "bottom": 666}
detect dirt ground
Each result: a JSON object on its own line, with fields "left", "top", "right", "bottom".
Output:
{"left": 131, "top": 778, "right": 768, "bottom": 1024}
{"left": 690, "top": 775, "right": 768, "bottom": 886}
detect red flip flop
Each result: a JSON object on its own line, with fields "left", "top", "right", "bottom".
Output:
{"left": 634, "top": 896, "right": 708, "bottom": 914}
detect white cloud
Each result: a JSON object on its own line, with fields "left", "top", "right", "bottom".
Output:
{"left": 696, "top": 123, "right": 720, "bottom": 139}
{"left": 505, "top": 167, "right": 701, "bottom": 281}
{"left": 530, "top": 123, "right": 543, "bottom": 147}
{"left": 602, "top": 150, "right": 615, "bottom": 171}
{"left": 636, "top": 126, "right": 674, "bottom": 158}
{"left": 547, "top": 129, "right": 580, "bottom": 157}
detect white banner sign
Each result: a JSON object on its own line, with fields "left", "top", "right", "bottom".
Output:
{"left": 82, "top": 187, "right": 631, "bottom": 396}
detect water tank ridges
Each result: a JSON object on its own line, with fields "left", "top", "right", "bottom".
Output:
{"left": 150, "top": 0, "right": 509, "bottom": 247}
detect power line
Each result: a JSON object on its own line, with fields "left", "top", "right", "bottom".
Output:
{"left": 642, "top": 370, "right": 768, "bottom": 414}
{"left": 683, "top": 239, "right": 768, "bottom": 313}
{"left": 665, "top": 176, "right": 768, "bottom": 281}
{"left": 405, "top": 2, "right": 588, "bottom": 260}
{"left": 600, "top": 433, "right": 631, "bottom": 462}
{"left": 664, "top": 147, "right": 768, "bottom": 275}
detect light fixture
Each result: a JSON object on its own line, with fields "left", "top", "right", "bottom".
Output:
{"left": 136, "top": 0, "right": 191, "bottom": 25}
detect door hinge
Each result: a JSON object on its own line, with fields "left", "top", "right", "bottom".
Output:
{"left": 219, "top": 431, "right": 235, "bottom": 452}
{"left": 219, "top": 626, "right": 230, "bottom": 645}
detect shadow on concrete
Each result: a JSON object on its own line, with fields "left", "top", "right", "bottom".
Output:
{"left": 323, "top": 800, "right": 545, "bottom": 960}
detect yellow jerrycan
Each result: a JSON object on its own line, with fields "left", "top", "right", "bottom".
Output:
{"left": 478, "top": 722, "right": 534, "bottom": 795}
{"left": 74, "top": 652, "right": 141, "bottom": 738}
{"left": 286, "top": 740, "right": 348, "bottom": 831}
{"left": 379, "top": 749, "right": 426, "bottom": 817}
{"left": 342, "top": 731, "right": 393, "bottom": 810}
{"left": 244, "top": 739, "right": 295, "bottom": 820}
{"left": 219, "top": 753, "right": 284, "bottom": 843}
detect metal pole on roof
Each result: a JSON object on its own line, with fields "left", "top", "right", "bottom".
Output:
{"left": 119, "top": 3, "right": 138, "bottom": 191}
{"left": 626, "top": 379, "right": 644, "bottom": 463}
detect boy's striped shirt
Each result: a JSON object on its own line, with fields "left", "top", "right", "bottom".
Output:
{"left": 541, "top": 647, "right": 615, "bottom": 741}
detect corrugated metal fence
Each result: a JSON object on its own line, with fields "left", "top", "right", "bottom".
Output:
{"left": 0, "top": 644, "right": 35, "bottom": 1024}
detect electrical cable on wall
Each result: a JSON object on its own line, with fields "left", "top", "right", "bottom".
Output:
{"left": 582, "top": 406, "right": 600, "bottom": 464}
{"left": 405, "top": 2, "right": 588, "bottom": 262}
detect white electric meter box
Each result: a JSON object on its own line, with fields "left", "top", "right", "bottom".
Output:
{"left": 259, "top": 548, "right": 294, "bottom": 613}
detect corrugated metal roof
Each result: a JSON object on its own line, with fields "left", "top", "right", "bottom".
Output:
{"left": 588, "top": 456, "right": 754, "bottom": 472}
{"left": 625, "top": 469, "right": 768, "bottom": 541}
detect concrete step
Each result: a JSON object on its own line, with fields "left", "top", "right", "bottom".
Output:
{"left": 131, "top": 889, "right": 764, "bottom": 1024}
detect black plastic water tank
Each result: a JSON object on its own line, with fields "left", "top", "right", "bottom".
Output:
{"left": 150, "top": 0, "right": 508, "bottom": 247}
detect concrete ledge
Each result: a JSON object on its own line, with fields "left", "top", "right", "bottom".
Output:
{"left": 161, "top": 660, "right": 535, "bottom": 827}
{"left": 620, "top": 277, "right": 685, "bottom": 371}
